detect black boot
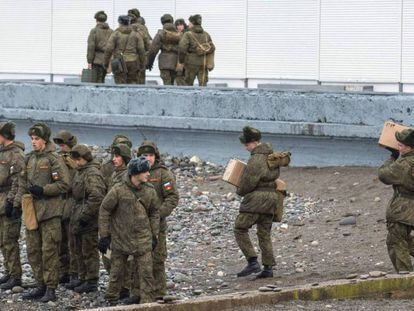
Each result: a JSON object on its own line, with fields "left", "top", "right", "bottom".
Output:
{"left": 22, "top": 285, "right": 47, "bottom": 300}
{"left": 122, "top": 296, "right": 140, "bottom": 305}
{"left": 237, "top": 257, "right": 261, "bottom": 277}
{"left": 74, "top": 281, "right": 98, "bottom": 293}
{"left": 119, "top": 288, "right": 130, "bottom": 300}
{"left": 59, "top": 273, "right": 70, "bottom": 284}
{"left": 64, "top": 276, "right": 82, "bottom": 290}
{"left": 40, "top": 288, "right": 56, "bottom": 303}
{"left": 0, "top": 274, "right": 10, "bottom": 284}
{"left": 0, "top": 277, "right": 21, "bottom": 290}
{"left": 255, "top": 266, "right": 274, "bottom": 279}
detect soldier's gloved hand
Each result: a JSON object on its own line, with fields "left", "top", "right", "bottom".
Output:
{"left": 152, "top": 237, "right": 158, "bottom": 251}
{"left": 10, "top": 208, "right": 22, "bottom": 220}
{"left": 386, "top": 147, "right": 400, "bottom": 159}
{"left": 98, "top": 236, "right": 111, "bottom": 254}
{"left": 147, "top": 63, "right": 153, "bottom": 71}
{"left": 4, "top": 201, "right": 13, "bottom": 218}
{"left": 29, "top": 185, "right": 44, "bottom": 198}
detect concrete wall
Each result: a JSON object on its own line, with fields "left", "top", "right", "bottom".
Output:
{"left": 0, "top": 81, "right": 413, "bottom": 138}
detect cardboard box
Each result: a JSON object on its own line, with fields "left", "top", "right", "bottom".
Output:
{"left": 222, "top": 159, "right": 246, "bottom": 187}
{"left": 378, "top": 121, "right": 409, "bottom": 150}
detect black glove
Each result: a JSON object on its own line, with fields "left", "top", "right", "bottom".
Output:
{"left": 147, "top": 63, "right": 153, "bottom": 71}
{"left": 79, "top": 219, "right": 88, "bottom": 228}
{"left": 98, "top": 236, "right": 111, "bottom": 254}
{"left": 29, "top": 185, "right": 44, "bottom": 198}
{"left": 386, "top": 147, "right": 400, "bottom": 159}
{"left": 152, "top": 237, "right": 158, "bottom": 251}
{"left": 10, "top": 208, "right": 22, "bottom": 220}
{"left": 4, "top": 201, "right": 13, "bottom": 218}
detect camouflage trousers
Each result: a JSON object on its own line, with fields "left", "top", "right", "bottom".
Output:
{"left": 386, "top": 222, "right": 414, "bottom": 272}
{"left": 153, "top": 220, "right": 168, "bottom": 297}
{"left": 114, "top": 61, "right": 139, "bottom": 84}
{"left": 160, "top": 69, "right": 177, "bottom": 86}
{"left": 185, "top": 64, "right": 209, "bottom": 86}
{"left": 75, "top": 230, "right": 99, "bottom": 282}
{"left": 0, "top": 215, "right": 22, "bottom": 278}
{"left": 26, "top": 217, "right": 61, "bottom": 288}
{"left": 138, "top": 69, "right": 146, "bottom": 85}
{"left": 59, "top": 219, "right": 78, "bottom": 277}
{"left": 175, "top": 69, "right": 186, "bottom": 86}
{"left": 234, "top": 213, "right": 276, "bottom": 266}
{"left": 102, "top": 252, "right": 132, "bottom": 292}
{"left": 106, "top": 250, "right": 154, "bottom": 303}
{"left": 92, "top": 64, "right": 107, "bottom": 83}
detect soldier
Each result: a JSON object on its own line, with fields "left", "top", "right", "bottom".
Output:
{"left": 19, "top": 123, "right": 70, "bottom": 302}
{"left": 137, "top": 141, "right": 179, "bottom": 298}
{"left": 99, "top": 157, "right": 160, "bottom": 304}
{"left": 0, "top": 122, "right": 25, "bottom": 290}
{"left": 379, "top": 129, "right": 414, "bottom": 272}
{"left": 178, "top": 14, "right": 215, "bottom": 86}
{"left": 147, "top": 14, "right": 182, "bottom": 86}
{"left": 52, "top": 131, "right": 78, "bottom": 287}
{"left": 128, "top": 9, "right": 151, "bottom": 85}
{"left": 234, "top": 127, "right": 279, "bottom": 279}
{"left": 69, "top": 144, "right": 106, "bottom": 293}
{"left": 109, "top": 144, "right": 132, "bottom": 188}
{"left": 174, "top": 19, "right": 188, "bottom": 33}
{"left": 87, "top": 11, "right": 113, "bottom": 83}
{"left": 103, "top": 15, "right": 146, "bottom": 84}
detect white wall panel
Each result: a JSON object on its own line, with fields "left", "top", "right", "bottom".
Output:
{"left": 0, "top": 0, "right": 52, "bottom": 73}
{"left": 320, "top": 0, "right": 402, "bottom": 82}
{"left": 246, "top": 0, "right": 319, "bottom": 80}
{"left": 176, "top": 0, "right": 247, "bottom": 79}
{"left": 52, "top": 0, "right": 114, "bottom": 75}
{"left": 402, "top": 0, "right": 414, "bottom": 83}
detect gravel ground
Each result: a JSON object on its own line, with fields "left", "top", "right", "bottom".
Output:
{"left": 0, "top": 151, "right": 407, "bottom": 310}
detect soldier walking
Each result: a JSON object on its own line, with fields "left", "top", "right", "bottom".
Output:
{"left": 138, "top": 141, "right": 179, "bottom": 298}
{"left": 0, "top": 122, "right": 25, "bottom": 290}
{"left": 174, "top": 18, "right": 188, "bottom": 86}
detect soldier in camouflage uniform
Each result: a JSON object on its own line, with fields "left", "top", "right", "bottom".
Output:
{"left": 69, "top": 145, "right": 106, "bottom": 293}
{"left": 379, "top": 129, "right": 414, "bottom": 272}
{"left": 174, "top": 18, "right": 188, "bottom": 86}
{"left": 137, "top": 141, "right": 179, "bottom": 298}
{"left": 18, "top": 123, "right": 70, "bottom": 302}
{"left": 87, "top": 11, "right": 113, "bottom": 83}
{"left": 147, "top": 14, "right": 182, "bottom": 86}
{"left": 0, "top": 122, "right": 25, "bottom": 290}
{"left": 179, "top": 14, "right": 215, "bottom": 86}
{"left": 234, "top": 127, "right": 279, "bottom": 279}
{"left": 52, "top": 130, "right": 78, "bottom": 287}
{"left": 104, "top": 15, "right": 146, "bottom": 85}
{"left": 109, "top": 144, "right": 132, "bottom": 188}
{"left": 99, "top": 157, "right": 160, "bottom": 304}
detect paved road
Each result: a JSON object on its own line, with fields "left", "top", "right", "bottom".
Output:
{"left": 12, "top": 120, "right": 387, "bottom": 167}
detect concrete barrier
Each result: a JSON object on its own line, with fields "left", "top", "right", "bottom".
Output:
{"left": 0, "top": 81, "right": 413, "bottom": 138}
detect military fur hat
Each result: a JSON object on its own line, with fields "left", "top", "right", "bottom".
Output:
{"left": 128, "top": 8, "right": 140, "bottom": 18}
{"left": 94, "top": 11, "right": 107, "bottom": 22}
{"left": 70, "top": 144, "right": 93, "bottom": 162}
{"left": 128, "top": 156, "right": 151, "bottom": 176}
{"left": 53, "top": 130, "right": 77, "bottom": 148}
{"left": 118, "top": 15, "right": 131, "bottom": 26}
{"left": 239, "top": 126, "right": 262, "bottom": 144}
{"left": 137, "top": 16, "right": 146, "bottom": 25}
{"left": 396, "top": 129, "right": 414, "bottom": 148}
{"left": 28, "top": 122, "right": 51, "bottom": 142}
{"left": 137, "top": 140, "right": 160, "bottom": 159}
{"left": 0, "top": 121, "right": 16, "bottom": 140}
{"left": 112, "top": 135, "right": 132, "bottom": 148}
{"left": 112, "top": 144, "right": 132, "bottom": 164}
{"left": 175, "top": 18, "right": 186, "bottom": 27}
{"left": 189, "top": 14, "right": 202, "bottom": 26}
{"left": 161, "top": 14, "right": 174, "bottom": 25}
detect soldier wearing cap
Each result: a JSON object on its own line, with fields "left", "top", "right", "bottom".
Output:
{"left": 174, "top": 18, "right": 188, "bottom": 86}
{"left": 52, "top": 131, "right": 79, "bottom": 288}
{"left": 137, "top": 141, "right": 179, "bottom": 298}
{"left": 0, "top": 122, "right": 25, "bottom": 291}
{"left": 18, "top": 123, "right": 70, "bottom": 302}
{"left": 69, "top": 144, "right": 106, "bottom": 293}
{"left": 99, "top": 156, "right": 160, "bottom": 304}
{"left": 379, "top": 129, "right": 414, "bottom": 272}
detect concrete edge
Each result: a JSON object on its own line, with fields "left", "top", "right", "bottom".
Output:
{"left": 0, "top": 108, "right": 381, "bottom": 139}
{"left": 86, "top": 273, "right": 414, "bottom": 311}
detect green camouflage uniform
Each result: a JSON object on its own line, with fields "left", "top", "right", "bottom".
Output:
{"left": 17, "top": 143, "right": 70, "bottom": 289}
{"left": 131, "top": 22, "right": 151, "bottom": 85}
{"left": 99, "top": 174, "right": 160, "bottom": 302}
{"left": 234, "top": 143, "right": 279, "bottom": 267}
{"left": 0, "top": 141, "right": 25, "bottom": 280}
{"left": 71, "top": 159, "right": 106, "bottom": 283}
{"left": 379, "top": 150, "right": 414, "bottom": 272}
{"left": 87, "top": 22, "right": 113, "bottom": 83}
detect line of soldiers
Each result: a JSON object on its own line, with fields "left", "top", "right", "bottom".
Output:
{"left": 87, "top": 9, "right": 215, "bottom": 87}
{"left": 0, "top": 121, "right": 179, "bottom": 304}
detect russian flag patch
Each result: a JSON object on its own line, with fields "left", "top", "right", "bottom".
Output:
{"left": 163, "top": 182, "right": 173, "bottom": 191}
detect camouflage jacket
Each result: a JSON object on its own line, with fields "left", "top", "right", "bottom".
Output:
{"left": 87, "top": 23, "right": 113, "bottom": 65}
{"left": 71, "top": 160, "right": 106, "bottom": 234}
{"left": 17, "top": 143, "right": 70, "bottom": 222}
{"left": 58, "top": 151, "right": 77, "bottom": 221}
{"left": 109, "top": 166, "right": 127, "bottom": 189}
{"left": 131, "top": 22, "right": 151, "bottom": 52}
{"left": 237, "top": 143, "right": 279, "bottom": 215}
{"left": 379, "top": 151, "right": 414, "bottom": 226}
{"left": 179, "top": 25, "right": 215, "bottom": 65}
{"left": 99, "top": 174, "right": 160, "bottom": 255}
{"left": 0, "top": 141, "right": 25, "bottom": 215}
{"left": 100, "top": 160, "right": 115, "bottom": 189}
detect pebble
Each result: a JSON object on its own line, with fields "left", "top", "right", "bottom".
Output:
{"left": 339, "top": 216, "right": 356, "bottom": 226}
{"left": 369, "top": 271, "right": 386, "bottom": 278}
{"left": 345, "top": 274, "right": 358, "bottom": 279}
{"left": 258, "top": 286, "right": 274, "bottom": 292}
{"left": 374, "top": 197, "right": 381, "bottom": 202}
{"left": 360, "top": 274, "right": 369, "bottom": 279}
{"left": 311, "top": 240, "right": 319, "bottom": 246}
{"left": 295, "top": 268, "right": 304, "bottom": 273}
{"left": 217, "top": 271, "right": 224, "bottom": 277}
{"left": 163, "top": 295, "right": 179, "bottom": 303}
{"left": 47, "top": 301, "right": 57, "bottom": 307}
{"left": 11, "top": 286, "right": 24, "bottom": 293}
{"left": 193, "top": 289, "right": 203, "bottom": 295}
